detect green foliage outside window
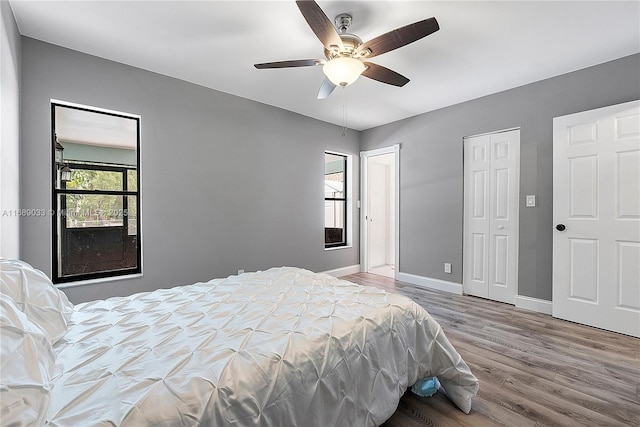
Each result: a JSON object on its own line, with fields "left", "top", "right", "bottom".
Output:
{"left": 64, "top": 168, "right": 136, "bottom": 229}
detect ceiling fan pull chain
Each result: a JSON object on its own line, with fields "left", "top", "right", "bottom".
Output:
{"left": 342, "top": 86, "right": 348, "bottom": 137}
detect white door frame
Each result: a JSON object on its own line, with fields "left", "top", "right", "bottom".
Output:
{"left": 360, "top": 144, "right": 400, "bottom": 277}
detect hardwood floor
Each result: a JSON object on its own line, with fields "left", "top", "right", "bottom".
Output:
{"left": 341, "top": 272, "right": 640, "bottom": 427}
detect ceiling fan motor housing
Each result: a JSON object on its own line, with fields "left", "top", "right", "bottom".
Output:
{"left": 335, "top": 13, "right": 352, "bottom": 33}
{"left": 324, "top": 33, "right": 363, "bottom": 59}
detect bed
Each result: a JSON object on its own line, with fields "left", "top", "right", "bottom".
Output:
{"left": 1, "top": 259, "right": 478, "bottom": 426}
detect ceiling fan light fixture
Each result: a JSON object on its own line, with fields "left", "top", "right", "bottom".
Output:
{"left": 322, "top": 56, "right": 365, "bottom": 87}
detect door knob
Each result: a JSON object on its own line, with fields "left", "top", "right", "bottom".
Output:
{"left": 556, "top": 224, "right": 566, "bottom": 231}
{"left": 497, "top": 225, "right": 504, "bottom": 230}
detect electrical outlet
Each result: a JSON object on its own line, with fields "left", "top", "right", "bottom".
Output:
{"left": 444, "top": 263, "right": 452, "bottom": 274}
{"left": 238, "top": 269, "right": 244, "bottom": 275}
{"left": 526, "top": 195, "right": 536, "bottom": 207}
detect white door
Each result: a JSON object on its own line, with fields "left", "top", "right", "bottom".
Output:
{"left": 463, "top": 129, "right": 520, "bottom": 304}
{"left": 553, "top": 100, "right": 640, "bottom": 338}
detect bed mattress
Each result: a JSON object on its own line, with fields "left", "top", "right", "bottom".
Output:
{"left": 46, "top": 267, "right": 478, "bottom": 426}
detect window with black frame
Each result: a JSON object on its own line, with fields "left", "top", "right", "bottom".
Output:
{"left": 52, "top": 102, "right": 141, "bottom": 283}
{"left": 324, "top": 152, "right": 347, "bottom": 248}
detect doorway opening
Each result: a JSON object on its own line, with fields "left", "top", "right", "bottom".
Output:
{"left": 361, "top": 145, "right": 399, "bottom": 279}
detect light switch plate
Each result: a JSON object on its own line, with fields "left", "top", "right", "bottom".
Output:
{"left": 526, "top": 195, "right": 536, "bottom": 207}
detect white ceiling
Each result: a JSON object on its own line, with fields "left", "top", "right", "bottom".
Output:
{"left": 9, "top": 1, "right": 640, "bottom": 131}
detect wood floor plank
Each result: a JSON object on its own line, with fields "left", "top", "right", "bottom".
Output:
{"left": 341, "top": 273, "right": 640, "bottom": 427}
{"left": 469, "top": 394, "right": 537, "bottom": 427}
{"left": 467, "top": 350, "right": 632, "bottom": 426}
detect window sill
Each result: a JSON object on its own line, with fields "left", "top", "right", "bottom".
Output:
{"left": 324, "top": 245, "right": 353, "bottom": 252}
{"left": 55, "top": 273, "right": 143, "bottom": 289}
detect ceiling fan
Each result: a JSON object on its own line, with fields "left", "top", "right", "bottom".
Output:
{"left": 254, "top": 0, "right": 439, "bottom": 99}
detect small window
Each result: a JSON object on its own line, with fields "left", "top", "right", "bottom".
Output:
{"left": 325, "top": 152, "right": 347, "bottom": 248}
{"left": 52, "top": 102, "right": 141, "bottom": 283}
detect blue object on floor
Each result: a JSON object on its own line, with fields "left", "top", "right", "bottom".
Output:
{"left": 411, "top": 376, "right": 440, "bottom": 397}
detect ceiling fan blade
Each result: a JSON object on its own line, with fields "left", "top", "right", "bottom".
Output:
{"left": 317, "top": 78, "right": 337, "bottom": 99}
{"left": 357, "top": 17, "right": 439, "bottom": 59}
{"left": 254, "top": 59, "right": 324, "bottom": 69}
{"left": 296, "top": 0, "right": 344, "bottom": 51}
{"left": 362, "top": 62, "right": 410, "bottom": 87}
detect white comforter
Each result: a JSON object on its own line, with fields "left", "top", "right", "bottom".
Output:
{"left": 47, "top": 267, "right": 478, "bottom": 426}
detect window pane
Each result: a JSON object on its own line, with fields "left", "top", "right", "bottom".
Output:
{"left": 325, "top": 200, "right": 345, "bottom": 245}
{"left": 127, "top": 195, "right": 137, "bottom": 236}
{"left": 325, "top": 153, "right": 345, "bottom": 199}
{"left": 60, "top": 224, "right": 138, "bottom": 277}
{"left": 127, "top": 169, "right": 137, "bottom": 191}
{"left": 325, "top": 174, "right": 344, "bottom": 198}
{"left": 325, "top": 153, "right": 345, "bottom": 174}
{"left": 63, "top": 194, "right": 124, "bottom": 228}
{"left": 65, "top": 168, "right": 123, "bottom": 191}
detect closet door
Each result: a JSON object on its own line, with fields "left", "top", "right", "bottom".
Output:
{"left": 463, "top": 134, "right": 491, "bottom": 298}
{"left": 464, "top": 129, "right": 520, "bottom": 303}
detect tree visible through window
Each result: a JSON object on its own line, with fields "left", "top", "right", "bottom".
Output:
{"left": 325, "top": 152, "right": 347, "bottom": 248}
{"left": 52, "top": 103, "right": 141, "bottom": 283}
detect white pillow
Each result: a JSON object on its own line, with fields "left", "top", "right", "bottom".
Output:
{"left": 0, "top": 294, "right": 55, "bottom": 427}
{"left": 0, "top": 258, "right": 73, "bottom": 344}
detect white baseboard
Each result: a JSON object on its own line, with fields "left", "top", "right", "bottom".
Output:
{"left": 397, "top": 272, "right": 463, "bottom": 295}
{"left": 325, "top": 269, "right": 551, "bottom": 316}
{"left": 515, "top": 295, "right": 552, "bottom": 315}
{"left": 322, "top": 264, "right": 361, "bottom": 277}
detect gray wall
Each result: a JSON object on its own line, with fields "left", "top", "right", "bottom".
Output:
{"left": 0, "top": 1, "right": 21, "bottom": 258}
{"left": 20, "top": 38, "right": 360, "bottom": 303}
{"left": 361, "top": 53, "right": 640, "bottom": 301}
{"left": 16, "top": 33, "right": 640, "bottom": 304}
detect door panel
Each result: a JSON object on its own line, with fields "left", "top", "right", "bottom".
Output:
{"left": 472, "top": 234, "right": 485, "bottom": 282}
{"left": 488, "top": 130, "right": 519, "bottom": 303}
{"left": 617, "top": 241, "right": 640, "bottom": 310}
{"left": 473, "top": 171, "right": 486, "bottom": 218}
{"left": 492, "top": 235, "right": 508, "bottom": 287}
{"left": 569, "top": 156, "right": 598, "bottom": 218}
{"left": 617, "top": 151, "right": 640, "bottom": 217}
{"left": 568, "top": 238, "right": 598, "bottom": 302}
{"left": 494, "top": 168, "right": 509, "bottom": 219}
{"left": 464, "top": 135, "right": 490, "bottom": 298}
{"left": 553, "top": 100, "right": 640, "bottom": 337}
{"left": 464, "top": 129, "right": 519, "bottom": 303}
